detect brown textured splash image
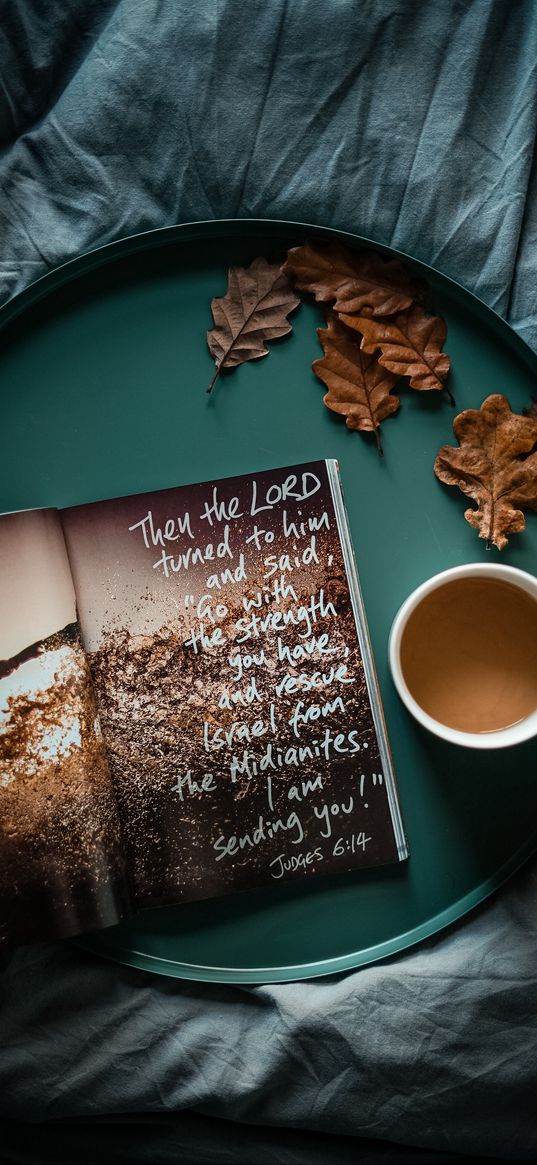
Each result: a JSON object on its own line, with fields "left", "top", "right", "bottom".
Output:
{"left": 0, "top": 624, "right": 128, "bottom": 946}
{"left": 61, "top": 462, "right": 401, "bottom": 908}
{"left": 89, "top": 551, "right": 394, "bottom": 905}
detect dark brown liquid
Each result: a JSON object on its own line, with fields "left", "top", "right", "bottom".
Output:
{"left": 400, "top": 578, "right": 537, "bottom": 733}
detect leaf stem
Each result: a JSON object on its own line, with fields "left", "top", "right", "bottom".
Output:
{"left": 207, "top": 364, "right": 221, "bottom": 395}
{"left": 374, "top": 426, "right": 384, "bottom": 456}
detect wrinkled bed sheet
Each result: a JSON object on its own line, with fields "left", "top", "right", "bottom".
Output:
{"left": 1, "top": 1, "right": 537, "bottom": 1161}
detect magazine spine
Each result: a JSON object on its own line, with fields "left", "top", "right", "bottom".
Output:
{"left": 326, "top": 459, "right": 408, "bottom": 861}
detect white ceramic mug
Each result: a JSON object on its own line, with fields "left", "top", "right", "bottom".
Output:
{"left": 389, "top": 563, "right": 537, "bottom": 749}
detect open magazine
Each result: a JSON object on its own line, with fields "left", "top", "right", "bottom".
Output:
{"left": 0, "top": 460, "right": 408, "bottom": 948}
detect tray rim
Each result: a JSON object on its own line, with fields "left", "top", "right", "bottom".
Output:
{"left": 80, "top": 827, "right": 537, "bottom": 983}
{"left": 1, "top": 216, "right": 536, "bottom": 375}
{"left": 3, "top": 216, "right": 537, "bottom": 983}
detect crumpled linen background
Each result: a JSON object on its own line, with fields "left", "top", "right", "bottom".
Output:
{"left": 1, "top": 1, "right": 537, "bottom": 1161}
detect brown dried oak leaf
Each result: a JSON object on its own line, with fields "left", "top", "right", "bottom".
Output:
{"left": 340, "top": 304, "right": 451, "bottom": 392}
{"left": 313, "top": 312, "right": 400, "bottom": 453}
{"left": 283, "top": 240, "right": 423, "bottom": 317}
{"left": 207, "top": 257, "right": 300, "bottom": 392}
{"left": 522, "top": 397, "right": 537, "bottom": 419}
{"left": 434, "top": 394, "right": 537, "bottom": 550}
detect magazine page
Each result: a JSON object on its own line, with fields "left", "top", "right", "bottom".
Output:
{"left": 61, "top": 461, "right": 406, "bottom": 910}
{"left": 0, "top": 509, "right": 130, "bottom": 948}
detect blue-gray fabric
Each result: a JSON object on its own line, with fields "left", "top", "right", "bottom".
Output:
{"left": 1, "top": 1, "right": 537, "bottom": 1160}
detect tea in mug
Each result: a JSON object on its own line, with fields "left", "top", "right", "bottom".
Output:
{"left": 399, "top": 578, "right": 537, "bottom": 734}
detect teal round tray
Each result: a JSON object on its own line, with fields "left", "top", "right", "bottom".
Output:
{"left": 2, "top": 219, "right": 537, "bottom": 983}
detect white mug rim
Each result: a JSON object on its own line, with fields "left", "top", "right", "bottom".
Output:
{"left": 388, "top": 563, "right": 537, "bottom": 749}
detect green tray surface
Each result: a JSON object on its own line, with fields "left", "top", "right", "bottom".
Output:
{"left": 1, "top": 219, "right": 536, "bottom": 983}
